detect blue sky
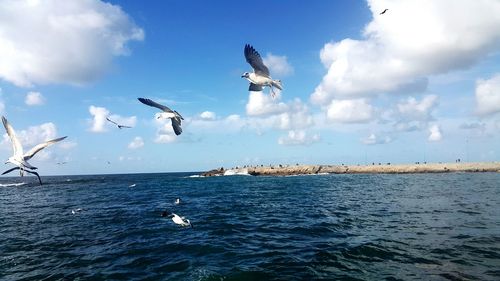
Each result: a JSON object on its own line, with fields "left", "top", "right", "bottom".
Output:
{"left": 0, "top": 0, "right": 499, "bottom": 175}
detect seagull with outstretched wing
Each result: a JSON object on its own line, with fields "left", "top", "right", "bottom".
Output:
{"left": 380, "top": 8, "right": 388, "bottom": 15}
{"left": 1, "top": 116, "right": 67, "bottom": 185}
{"left": 137, "top": 98, "right": 184, "bottom": 136}
{"left": 241, "top": 44, "right": 283, "bottom": 98}
{"left": 106, "top": 117, "right": 132, "bottom": 129}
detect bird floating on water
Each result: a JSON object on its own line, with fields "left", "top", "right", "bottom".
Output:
{"left": 106, "top": 117, "right": 132, "bottom": 129}
{"left": 138, "top": 98, "right": 184, "bottom": 135}
{"left": 242, "top": 44, "right": 283, "bottom": 98}
{"left": 175, "top": 198, "right": 181, "bottom": 205}
{"left": 1, "top": 116, "right": 67, "bottom": 185}
{"left": 162, "top": 210, "right": 192, "bottom": 227}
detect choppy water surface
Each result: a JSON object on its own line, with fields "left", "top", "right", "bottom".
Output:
{"left": 1, "top": 173, "right": 499, "bottom": 280}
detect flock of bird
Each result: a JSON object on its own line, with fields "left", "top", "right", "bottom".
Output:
{"left": 1, "top": 44, "right": 282, "bottom": 187}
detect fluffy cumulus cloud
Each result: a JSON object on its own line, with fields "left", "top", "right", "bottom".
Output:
{"left": 2, "top": 122, "right": 57, "bottom": 148}
{"left": 362, "top": 133, "right": 392, "bottom": 145}
{"left": 0, "top": 88, "right": 4, "bottom": 114}
{"left": 311, "top": 0, "right": 500, "bottom": 105}
{"left": 428, "top": 124, "right": 442, "bottom": 141}
{"left": 25, "top": 91, "right": 45, "bottom": 106}
{"left": 128, "top": 136, "right": 144, "bottom": 149}
{"left": 88, "top": 105, "right": 109, "bottom": 133}
{"left": 263, "top": 53, "right": 294, "bottom": 77}
{"left": 278, "top": 130, "right": 320, "bottom": 146}
{"left": 199, "top": 111, "right": 216, "bottom": 121}
{"left": 0, "top": 0, "right": 144, "bottom": 87}
{"left": 246, "top": 91, "right": 288, "bottom": 116}
{"left": 153, "top": 118, "right": 178, "bottom": 144}
{"left": 326, "top": 98, "right": 374, "bottom": 123}
{"left": 0, "top": 121, "right": 68, "bottom": 161}
{"left": 88, "top": 105, "right": 136, "bottom": 133}
{"left": 397, "top": 95, "right": 438, "bottom": 122}
{"left": 475, "top": 73, "right": 500, "bottom": 116}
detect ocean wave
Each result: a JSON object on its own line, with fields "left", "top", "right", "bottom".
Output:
{"left": 0, "top": 182, "right": 26, "bottom": 187}
{"left": 223, "top": 169, "right": 250, "bottom": 176}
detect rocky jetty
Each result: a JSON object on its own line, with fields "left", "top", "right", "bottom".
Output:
{"left": 200, "top": 162, "right": 500, "bottom": 177}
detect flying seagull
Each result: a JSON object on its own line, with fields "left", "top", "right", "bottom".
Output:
{"left": 380, "top": 8, "right": 388, "bottom": 15}
{"left": 137, "top": 98, "right": 184, "bottom": 136}
{"left": 242, "top": 44, "right": 283, "bottom": 98}
{"left": 1, "top": 116, "right": 67, "bottom": 185}
{"left": 106, "top": 117, "right": 132, "bottom": 129}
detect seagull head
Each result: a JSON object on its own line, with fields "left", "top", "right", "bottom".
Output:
{"left": 5, "top": 156, "right": 15, "bottom": 165}
{"left": 241, "top": 72, "right": 250, "bottom": 78}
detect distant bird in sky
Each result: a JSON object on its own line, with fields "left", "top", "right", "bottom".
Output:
{"left": 162, "top": 210, "right": 192, "bottom": 227}
{"left": 380, "top": 8, "right": 388, "bottom": 15}
{"left": 56, "top": 161, "right": 67, "bottom": 165}
{"left": 1, "top": 116, "right": 67, "bottom": 185}
{"left": 106, "top": 117, "right": 132, "bottom": 129}
{"left": 242, "top": 44, "right": 283, "bottom": 98}
{"left": 138, "top": 98, "right": 184, "bottom": 135}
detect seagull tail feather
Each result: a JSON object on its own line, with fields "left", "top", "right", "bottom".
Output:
{"left": 271, "top": 80, "right": 283, "bottom": 90}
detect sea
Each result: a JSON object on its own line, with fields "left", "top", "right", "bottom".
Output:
{"left": 0, "top": 172, "right": 499, "bottom": 280}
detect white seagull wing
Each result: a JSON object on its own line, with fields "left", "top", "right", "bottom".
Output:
{"left": 138, "top": 98, "right": 174, "bottom": 113}
{"left": 2, "top": 116, "right": 23, "bottom": 157}
{"left": 23, "top": 136, "right": 67, "bottom": 160}
{"left": 244, "top": 44, "right": 270, "bottom": 77}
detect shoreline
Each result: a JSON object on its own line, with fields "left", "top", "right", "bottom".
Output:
{"left": 200, "top": 162, "right": 500, "bottom": 177}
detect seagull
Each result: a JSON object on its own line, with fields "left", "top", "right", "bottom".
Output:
{"left": 162, "top": 211, "right": 192, "bottom": 227}
{"left": 129, "top": 183, "right": 137, "bottom": 188}
{"left": 1, "top": 116, "right": 67, "bottom": 185}
{"left": 138, "top": 98, "right": 184, "bottom": 135}
{"left": 380, "top": 8, "right": 388, "bottom": 15}
{"left": 106, "top": 117, "right": 132, "bottom": 129}
{"left": 175, "top": 198, "right": 181, "bottom": 205}
{"left": 242, "top": 44, "right": 283, "bottom": 98}
{"left": 71, "top": 208, "right": 82, "bottom": 215}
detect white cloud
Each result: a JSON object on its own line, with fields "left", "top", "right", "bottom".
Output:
{"left": 25, "top": 91, "right": 45, "bottom": 106}
{"left": 88, "top": 105, "right": 109, "bottom": 133}
{"left": 1, "top": 122, "right": 57, "bottom": 148}
{"left": 278, "top": 130, "right": 320, "bottom": 146}
{"left": 88, "top": 105, "right": 136, "bottom": 132}
{"left": 428, "top": 124, "right": 442, "bottom": 141}
{"left": 128, "top": 136, "right": 144, "bottom": 149}
{"left": 0, "top": 0, "right": 144, "bottom": 87}
{"left": 200, "top": 111, "right": 216, "bottom": 121}
{"left": 362, "top": 133, "right": 392, "bottom": 145}
{"left": 108, "top": 114, "right": 137, "bottom": 128}
{"left": 326, "top": 98, "right": 374, "bottom": 123}
{"left": 153, "top": 118, "right": 178, "bottom": 143}
{"left": 154, "top": 133, "right": 177, "bottom": 144}
{"left": 1, "top": 121, "right": 68, "bottom": 162}
{"left": 246, "top": 91, "right": 288, "bottom": 116}
{"left": 397, "top": 95, "right": 438, "bottom": 121}
{"left": 263, "top": 53, "right": 294, "bottom": 77}
{"left": 475, "top": 73, "right": 500, "bottom": 116}
{"left": 311, "top": 0, "right": 500, "bottom": 105}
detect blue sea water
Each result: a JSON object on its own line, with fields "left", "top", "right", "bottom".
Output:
{"left": 0, "top": 172, "right": 499, "bottom": 280}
